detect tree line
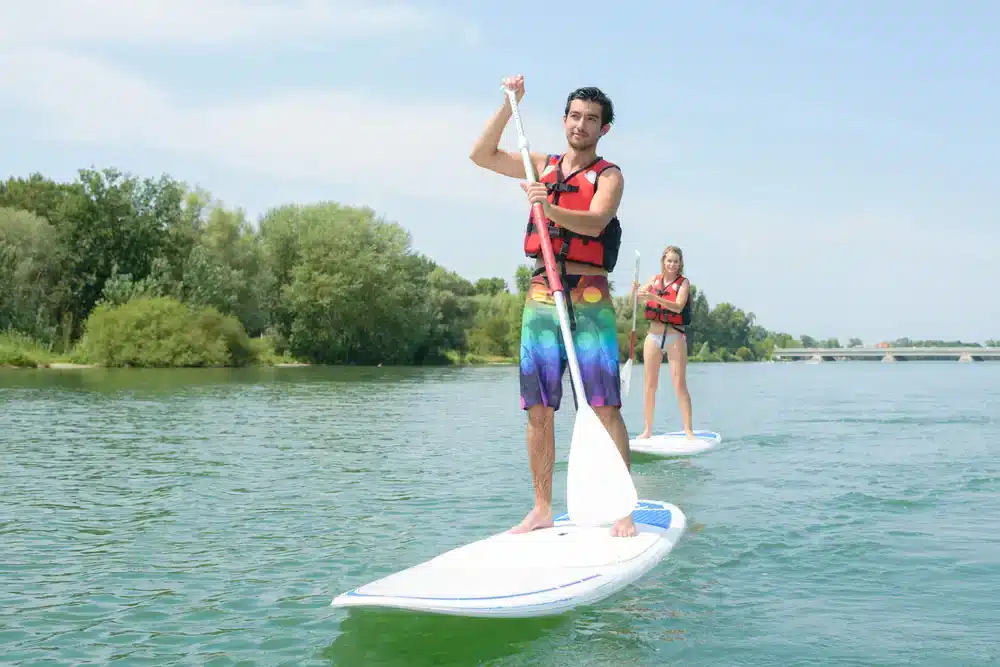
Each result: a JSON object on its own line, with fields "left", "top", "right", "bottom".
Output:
{"left": 2, "top": 166, "right": 855, "bottom": 368}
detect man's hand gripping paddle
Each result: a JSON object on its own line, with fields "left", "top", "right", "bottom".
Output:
{"left": 502, "top": 83, "right": 637, "bottom": 527}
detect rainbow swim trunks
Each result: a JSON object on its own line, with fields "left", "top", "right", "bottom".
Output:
{"left": 519, "top": 272, "right": 622, "bottom": 411}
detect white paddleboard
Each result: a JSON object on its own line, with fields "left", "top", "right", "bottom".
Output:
{"left": 330, "top": 499, "right": 686, "bottom": 618}
{"left": 630, "top": 430, "right": 722, "bottom": 457}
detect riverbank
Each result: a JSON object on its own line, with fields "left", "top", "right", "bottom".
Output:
{"left": 1, "top": 340, "right": 767, "bottom": 370}
{"left": 2, "top": 327, "right": 781, "bottom": 371}
{"left": 1, "top": 358, "right": 518, "bottom": 370}
{"left": 0, "top": 332, "right": 512, "bottom": 370}
{"left": 1, "top": 361, "right": 315, "bottom": 370}
{"left": 0, "top": 330, "right": 308, "bottom": 370}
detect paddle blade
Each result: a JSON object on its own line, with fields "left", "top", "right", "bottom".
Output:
{"left": 566, "top": 405, "right": 638, "bottom": 526}
{"left": 620, "top": 358, "right": 633, "bottom": 396}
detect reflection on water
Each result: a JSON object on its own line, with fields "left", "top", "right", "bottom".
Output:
{"left": 325, "top": 609, "right": 572, "bottom": 666}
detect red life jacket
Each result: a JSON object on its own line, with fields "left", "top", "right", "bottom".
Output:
{"left": 644, "top": 274, "right": 690, "bottom": 327}
{"left": 523, "top": 154, "right": 622, "bottom": 272}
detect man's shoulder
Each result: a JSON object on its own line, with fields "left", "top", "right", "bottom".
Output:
{"left": 594, "top": 157, "right": 622, "bottom": 176}
{"left": 595, "top": 160, "right": 623, "bottom": 186}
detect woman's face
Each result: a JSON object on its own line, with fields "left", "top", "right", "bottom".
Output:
{"left": 663, "top": 251, "right": 681, "bottom": 275}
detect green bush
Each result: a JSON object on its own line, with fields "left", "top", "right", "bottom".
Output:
{"left": 0, "top": 330, "right": 53, "bottom": 367}
{"left": 78, "top": 296, "right": 256, "bottom": 367}
{"left": 247, "top": 334, "right": 299, "bottom": 365}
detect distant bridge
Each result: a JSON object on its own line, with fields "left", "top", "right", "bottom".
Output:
{"left": 772, "top": 346, "right": 1000, "bottom": 362}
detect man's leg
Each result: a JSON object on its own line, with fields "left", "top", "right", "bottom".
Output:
{"left": 572, "top": 275, "right": 637, "bottom": 537}
{"left": 510, "top": 275, "right": 564, "bottom": 534}
{"left": 509, "top": 405, "right": 556, "bottom": 533}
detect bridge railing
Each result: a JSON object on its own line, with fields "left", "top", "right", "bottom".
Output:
{"left": 771, "top": 346, "right": 1000, "bottom": 359}
{"left": 773, "top": 346, "right": 1000, "bottom": 353}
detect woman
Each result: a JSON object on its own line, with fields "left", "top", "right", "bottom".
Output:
{"left": 632, "top": 245, "right": 695, "bottom": 440}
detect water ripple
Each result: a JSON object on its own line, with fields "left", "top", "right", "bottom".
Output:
{"left": 1, "top": 363, "right": 999, "bottom": 665}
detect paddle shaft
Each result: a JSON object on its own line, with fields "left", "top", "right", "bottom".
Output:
{"left": 503, "top": 86, "right": 588, "bottom": 407}
{"left": 628, "top": 251, "right": 640, "bottom": 361}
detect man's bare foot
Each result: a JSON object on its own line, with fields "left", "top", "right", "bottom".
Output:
{"left": 509, "top": 506, "right": 554, "bottom": 534}
{"left": 611, "top": 514, "right": 637, "bottom": 537}
{"left": 636, "top": 430, "right": 652, "bottom": 439}
{"left": 685, "top": 430, "right": 696, "bottom": 439}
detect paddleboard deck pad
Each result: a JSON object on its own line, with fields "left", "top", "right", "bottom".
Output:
{"left": 630, "top": 430, "right": 721, "bottom": 457}
{"left": 330, "top": 499, "right": 686, "bottom": 618}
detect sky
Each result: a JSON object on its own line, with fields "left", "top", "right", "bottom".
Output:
{"left": 1, "top": 0, "right": 998, "bottom": 344}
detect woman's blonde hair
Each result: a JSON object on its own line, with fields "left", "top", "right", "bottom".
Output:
{"left": 661, "top": 245, "right": 684, "bottom": 275}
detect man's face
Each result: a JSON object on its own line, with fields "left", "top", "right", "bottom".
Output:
{"left": 563, "top": 99, "right": 607, "bottom": 150}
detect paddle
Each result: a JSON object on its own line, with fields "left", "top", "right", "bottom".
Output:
{"left": 621, "top": 250, "right": 640, "bottom": 396}
{"left": 502, "top": 83, "right": 638, "bottom": 527}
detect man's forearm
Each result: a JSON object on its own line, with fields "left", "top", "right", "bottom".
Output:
{"left": 469, "top": 103, "right": 512, "bottom": 166}
{"left": 544, "top": 205, "right": 610, "bottom": 238}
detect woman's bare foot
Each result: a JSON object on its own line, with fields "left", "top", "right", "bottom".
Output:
{"left": 685, "top": 429, "right": 696, "bottom": 439}
{"left": 636, "top": 430, "right": 652, "bottom": 439}
{"left": 508, "top": 506, "right": 554, "bottom": 534}
{"left": 611, "top": 514, "right": 637, "bottom": 537}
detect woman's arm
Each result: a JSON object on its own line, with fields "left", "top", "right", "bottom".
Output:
{"left": 633, "top": 275, "right": 658, "bottom": 296}
{"left": 640, "top": 279, "right": 689, "bottom": 312}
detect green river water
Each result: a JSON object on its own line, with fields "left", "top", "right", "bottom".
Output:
{"left": 2, "top": 361, "right": 998, "bottom": 666}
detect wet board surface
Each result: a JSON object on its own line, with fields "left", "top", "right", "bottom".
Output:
{"left": 330, "top": 499, "right": 687, "bottom": 618}
{"left": 629, "top": 430, "right": 722, "bottom": 457}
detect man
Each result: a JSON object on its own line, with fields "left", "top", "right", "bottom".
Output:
{"left": 469, "top": 74, "right": 636, "bottom": 538}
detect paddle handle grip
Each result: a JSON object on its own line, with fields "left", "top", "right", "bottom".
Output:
{"left": 503, "top": 85, "right": 564, "bottom": 295}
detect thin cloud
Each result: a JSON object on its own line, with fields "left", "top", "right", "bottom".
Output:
{"left": 0, "top": 0, "right": 480, "bottom": 47}
{"left": 0, "top": 48, "right": 526, "bottom": 207}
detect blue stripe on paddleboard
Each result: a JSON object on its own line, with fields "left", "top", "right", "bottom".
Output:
{"left": 345, "top": 573, "right": 603, "bottom": 602}
{"left": 655, "top": 430, "right": 719, "bottom": 439}
{"left": 442, "top": 595, "right": 581, "bottom": 613}
{"left": 554, "top": 502, "right": 673, "bottom": 530}
{"left": 630, "top": 509, "right": 672, "bottom": 530}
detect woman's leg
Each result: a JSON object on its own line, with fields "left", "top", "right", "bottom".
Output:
{"left": 638, "top": 333, "right": 663, "bottom": 438}
{"left": 665, "top": 331, "right": 694, "bottom": 437}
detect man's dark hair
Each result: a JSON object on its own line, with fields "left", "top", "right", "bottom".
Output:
{"left": 564, "top": 87, "right": 615, "bottom": 126}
